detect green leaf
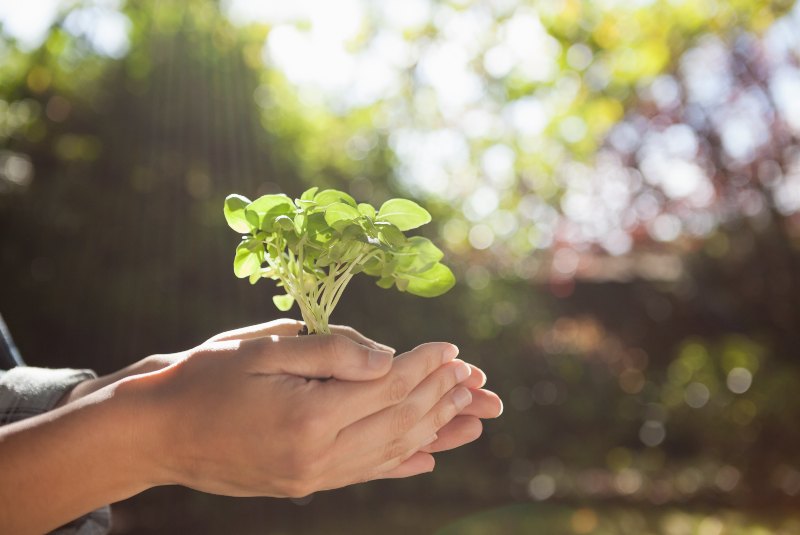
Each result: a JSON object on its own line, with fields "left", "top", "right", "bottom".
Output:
{"left": 266, "top": 242, "right": 282, "bottom": 260}
{"left": 274, "top": 215, "right": 296, "bottom": 232}
{"left": 244, "top": 238, "right": 262, "bottom": 253}
{"left": 306, "top": 212, "right": 334, "bottom": 245}
{"left": 362, "top": 256, "right": 383, "bottom": 276}
{"left": 296, "top": 199, "right": 317, "bottom": 210}
{"left": 248, "top": 194, "right": 294, "bottom": 214}
{"left": 246, "top": 194, "right": 295, "bottom": 231}
{"left": 223, "top": 194, "right": 252, "bottom": 233}
{"left": 395, "top": 237, "right": 443, "bottom": 273}
{"left": 316, "top": 250, "right": 334, "bottom": 267}
{"left": 315, "top": 189, "right": 357, "bottom": 208}
{"left": 294, "top": 213, "right": 306, "bottom": 234}
{"left": 377, "top": 198, "right": 431, "bottom": 231}
{"left": 377, "top": 224, "right": 406, "bottom": 248}
{"left": 358, "top": 202, "right": 376, "bottom": 219}
{"left": 327, "top": 240, "right": 348, "bottom": 262}
{"left": 272, "top": 293, "right": 295, "bottom": 311}
{"left": 225, "top": 186, "right": 452, "bottom": 331}
{"left": 381, "top": 257, "right": 398, "bottom": 278}
{"left": 341, "top": 240, "right": 365, "bottom": 262}
{"left": 376, "top": 277, "right": 394, "bottom": 289}
{"left": 398, "top": 262, "right": 455, "bottom": 297}
{"left": 324, "top": 202, "right": 361, "bottom": 226}
{"left": 234, "top": 240, "right": 262, "bottom": 278}
{"left": 301, "top": 186, "right": 319, "bottom": 201}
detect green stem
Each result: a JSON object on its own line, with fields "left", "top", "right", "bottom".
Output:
{"left": 326, "top": 272, "right": 354, "bottom": 318}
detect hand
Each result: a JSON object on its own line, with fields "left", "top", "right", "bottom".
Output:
{"left": 57, "top": 319, "right": 393, "bottom": 405}
{"left": 0, "top": 323, "right": 501, "bottom": 534}
{"left": 126, "top": 334, "right": 479, "bottom": 497}
{"left": 420, "top": 362, "right": 502, "bottom": 456}
{"left": 60, "top": 319, "right": 502, "bottom": 462}
{"left": 205, "top": 320, "right": 503, "bottom": 460}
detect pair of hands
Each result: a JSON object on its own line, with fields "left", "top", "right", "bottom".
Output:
{"left": 69, "top": 320, "right": 502, "bottom": 498}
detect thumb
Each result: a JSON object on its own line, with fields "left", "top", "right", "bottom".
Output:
{"left": 243, "top": 334, "right": 394, "bottom": 381}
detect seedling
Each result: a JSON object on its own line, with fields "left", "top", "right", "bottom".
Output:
{"left": 224, "top": 187, "right": 455, "bottom": 335}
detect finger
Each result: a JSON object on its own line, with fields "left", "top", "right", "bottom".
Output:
{"left": 371, "top": 452, "right": 435, "bottom": 480}
{"left": 420, "top": 415, "right": 482, "bottom": 453}
{"left": 459, "top": 388, "right": 503, "bottom": 419}
{"left": 328, "top": 324, "right": 396, "bottom": 354}
{"left": 208, "top": 319, "right": 302, "bottom": 341}
{"left": 324, "top": 370, "right": 468, "bottom": 486}
{"left": 365, "top": 387, "right": 471, "bottom": 475}
{"left": 239, "top": 334, "right": 393, "bottom": 381}
{"left": 336, "top": 382, "right": 472, "bottom": 473}
{"left": 338, "top": 360, "right": 471, "bottom": 451}
{"left": 209, "top": 320, "right": 395, "bottom": 354}
{"left": 324, "top": 451, "right": 435, "bottom": 491}
{"left": 321, "top": 342, "right": 460, "bottom": 427}
{"left": 462, "top": 364, "right": 487, "bottom": 389}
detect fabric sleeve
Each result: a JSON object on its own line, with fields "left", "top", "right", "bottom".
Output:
{"left": 0, "top": 367, "right": 112, "bottom": 534}
{"left": 0, "top": 367, "right": 97, "bottom": 425}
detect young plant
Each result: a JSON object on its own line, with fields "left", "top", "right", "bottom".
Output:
{"left": 223, "top": 187, "right": 456, "bottom": 335}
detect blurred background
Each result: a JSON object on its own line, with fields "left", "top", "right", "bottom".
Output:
{"left": 2, "top": 0, "right": 800, "bottom": 533}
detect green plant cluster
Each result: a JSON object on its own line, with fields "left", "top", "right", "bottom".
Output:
{"left": 224, "top": 187, "right": 455, "bottom": 334}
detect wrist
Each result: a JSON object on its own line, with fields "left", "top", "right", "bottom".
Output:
{"left": 54, "top": 377, "right": 98, "bottom": 408}
{"left": 0, "top": 378, "right": 164, "bottom": 532}
{"left": 108, "top": 372, "right": 177, "bottom": 490}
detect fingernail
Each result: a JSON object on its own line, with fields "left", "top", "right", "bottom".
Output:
{"left": 476, "top": 368, "right": 487, "bottom": 388}
{"left": 442, "top": 344, "right": 459, "bottom": 363}
{"left": 368, "top": 349, "right": 393, "bottom": 369}
{"left": 453, "top": 387, "right": 472, "bottom": 410}
{"left": 423, "top": 433, "right": 438, "bottom": 446}
{"left": 455, "top": 361, "right": 470, "bottom": 382}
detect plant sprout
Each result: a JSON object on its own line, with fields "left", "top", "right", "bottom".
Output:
{"left": 224, "top": 187, "right": 456, "bottom": 335}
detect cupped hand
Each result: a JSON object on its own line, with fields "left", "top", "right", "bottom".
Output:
{"left": 200, "top": 320, "right": 502, "bottom": 470}
{"left": 57, "top": 319, "right": 393, "bottom": 405}
{"left": 63, "top": 318, "right": 502, "bottom": 494}
{"left": 128, "top": 334, "right": 480, "bottom": 497}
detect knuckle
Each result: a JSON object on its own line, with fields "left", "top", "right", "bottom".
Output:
{"left": 240, "top": 336, "right": 271, "bottom": 361}
{"left": 281, "top": 478, "right": 314, "bottom": 499}
{"left": 392, "top": 404, "right": 418, "bottom": 436}
{"left": 383, "top": 437, "right": 408, "bottom": 462}
{"left": 433, "top": 404, "right": 454, "bottom": 429}
{"left": 282, "top": 450, "right": 325, "bottom": 497}
{"left": 299, "top": 413, "right": 327, "bottom": 441}
{"left": 437, "top": 373, "right": 452, "bottom": 399}
{"left": 276, "top": 319, "right": 303, "bottom": 335}
{"left": 326, "top": 335, "right": 349, "bottom": 361}
{"left": 288, "top": 405, "right": 328, "bottom": 441}
{"left": 426, "top": 348, "right": 440, "bottom": 375}
{"left": 342, "top": 326, "right": 357, "bottom": 336}
{"left": 387, "top": 376, "right": 410, "bottom": 404}
{"left": 398, "top": 447, "right": 418, "bottom": 464}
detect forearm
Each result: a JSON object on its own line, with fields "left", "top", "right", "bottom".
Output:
{"left": 0, "top": 381, "right": 156, "bottom": 534}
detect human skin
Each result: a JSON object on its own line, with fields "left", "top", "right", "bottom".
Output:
{"left": 0, "top": 320, "right": 502, "bottom": 534}
{"left": 61, "top": 320, "right": 503, "bottom": 456}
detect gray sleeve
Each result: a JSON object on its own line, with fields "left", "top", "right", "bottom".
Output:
{"left": 0, "top": 367, "right": 112, "bottom": 534}
{"left": 0, "top": 367, "right": 97, "bottom": 425}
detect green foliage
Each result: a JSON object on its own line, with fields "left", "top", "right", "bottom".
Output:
{"left": 224, "top": 187, "right": 455, "bottom": 334}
